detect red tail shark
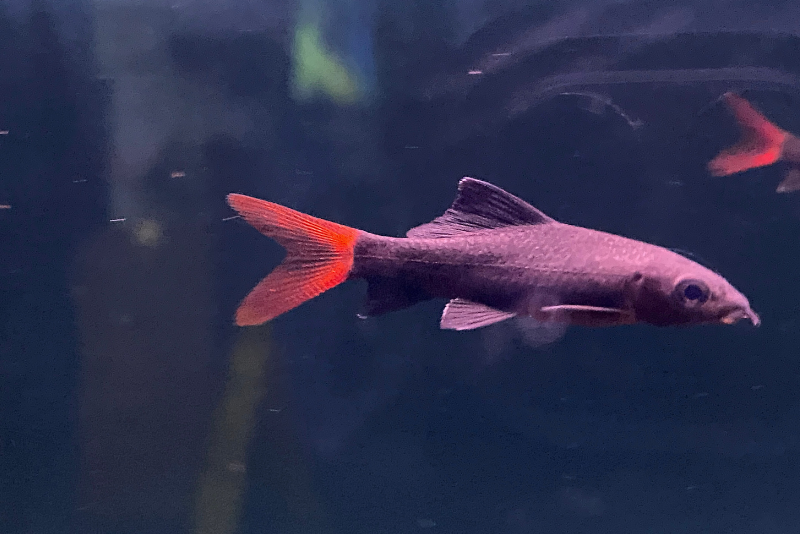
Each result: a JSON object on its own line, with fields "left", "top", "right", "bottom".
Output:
{"left": 226, "top": 178, "right": 760, "bottom": 332}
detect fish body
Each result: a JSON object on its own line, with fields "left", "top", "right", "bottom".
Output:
{"left": 227, "top": 178, "right": 759, "bottom": 331}
{"left": 709, "top": 91, "right": 800, "bottom": 193}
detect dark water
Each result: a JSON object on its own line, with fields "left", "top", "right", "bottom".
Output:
{"left": 3, "top": 1, "right": 800, "bottom": 533}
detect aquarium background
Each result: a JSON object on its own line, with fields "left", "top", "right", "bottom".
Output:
{"left": 2, "top": 0, "right": 800, "bottom": 533}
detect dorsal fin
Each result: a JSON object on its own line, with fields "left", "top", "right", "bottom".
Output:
{"left": 406, "top": 177, "right": 555, "bottom": 239}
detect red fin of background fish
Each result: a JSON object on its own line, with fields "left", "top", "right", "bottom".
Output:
{"left": 777, "top": 167, "right": 800, "bottom": 193}
{"left": 226, "top": 194, "right": 359, "bottom": 326}
{"left": 406, "top": 177, "right": 554, "bottom": 238}
{"left": 708, "top": 92, "right": 788, "bottom": 176}
{"left": 440, "top": 298, "right": 517, "bottom": 330}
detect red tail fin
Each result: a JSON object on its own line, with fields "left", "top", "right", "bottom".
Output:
{"left": 708, "top": 92, "right": 788, "bottom": 176}
{"left": 226, "top": 194, "right": 359, "bottom": 326}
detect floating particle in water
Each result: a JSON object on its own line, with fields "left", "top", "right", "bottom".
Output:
{"left": 134, "top": 219, "right": 163, "bottom": 248}
{"left": 417, "top": 518, "right": 437, "bottom": 528}
{"left": 227, "top": 462, "right": 246, "bottom": 473}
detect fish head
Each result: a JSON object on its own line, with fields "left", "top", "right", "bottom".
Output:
{"left": 630, "top": 254, "right": 760, "bottom": 327}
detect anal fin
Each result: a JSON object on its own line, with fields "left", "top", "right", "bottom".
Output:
{"left": 440, "top": 299, "right": 516, "bottom": 331}
{"left": 360, "top": 277, "right": 430, "bottom": 317}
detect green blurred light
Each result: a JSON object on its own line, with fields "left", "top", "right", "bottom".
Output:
{"left": 292, "top": 21, "right": 360, "bottom": 104}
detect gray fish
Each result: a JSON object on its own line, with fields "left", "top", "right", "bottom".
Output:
{"left": 227, "top": 177, "right": 760, "bottom": 331}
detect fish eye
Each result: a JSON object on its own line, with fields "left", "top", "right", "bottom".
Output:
{"left": 675, "top": 279, "right": 710, "bottom": 305}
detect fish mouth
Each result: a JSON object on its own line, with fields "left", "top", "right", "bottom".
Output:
{"left": 720, "top": 308, "right": 761, "bottom": 327}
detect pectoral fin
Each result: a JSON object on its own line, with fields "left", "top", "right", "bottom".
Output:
{"left": 440, "top": 299, "right": 516, "bottom": 331}
{"left": 538, "top": 305, "right": 634, "bottom": 327}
